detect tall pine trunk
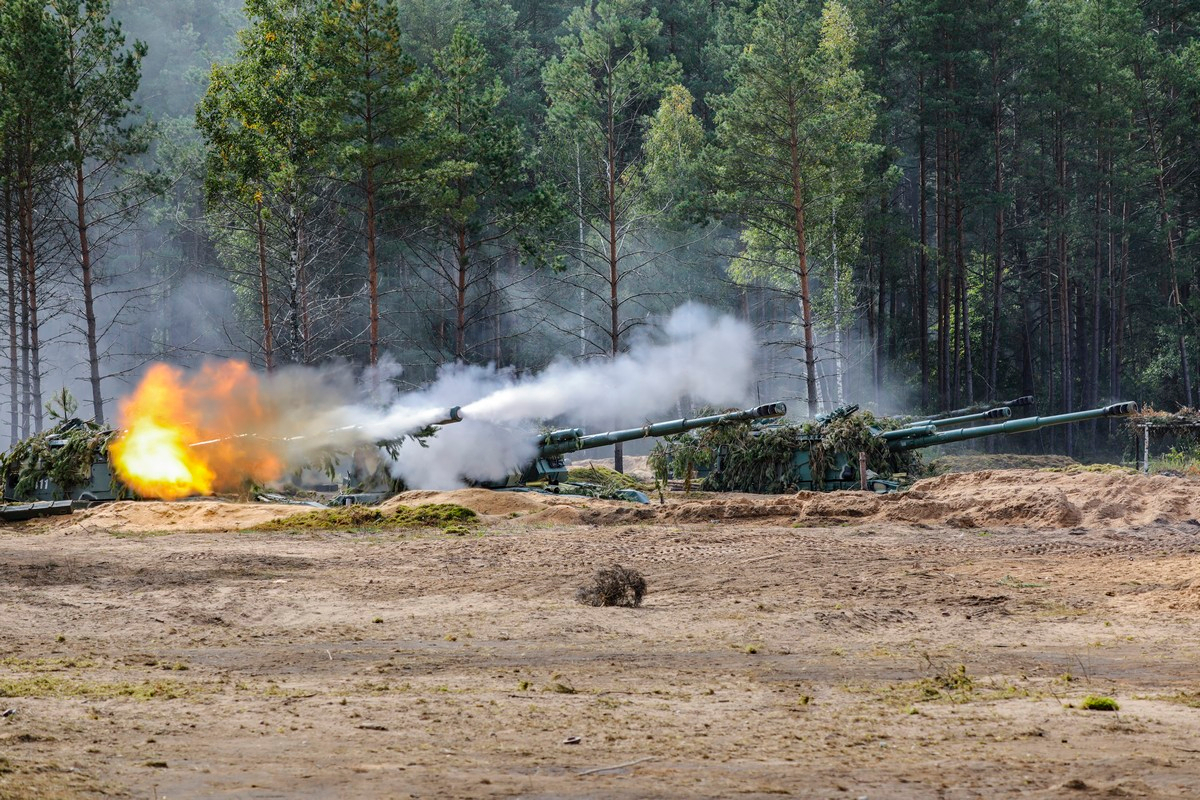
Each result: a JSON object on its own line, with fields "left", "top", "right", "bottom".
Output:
{"left": 255, "top": 199, "right": 273, "bottom": 371}
{"left": 1055, "top": 108, "right": 1072, "bottom": 454}
{"left": 18, "top": 166, "right": 41, "bottom": 434}
{"left": 988, "top": 79, "right": 1005, "bottom": 403}
{"left": 72, "top": 140, "right": 104, "bottom": 425}
{"left": 787, "top": 94, "right": 818, "bottom": 416}
{"left": 917, "top": 70, "right": 929, "bottom": 408}
{"left": 605, "top": 86, "right": 624, "bottom": 472}
{"left": 3, "top": 176, "right": 17, "bottom": 445}
{"left": 455, "top": 220, "right": 468, "bottom": 362}
{"left": 366, "top": 163, "right": 380, "bottom": 366}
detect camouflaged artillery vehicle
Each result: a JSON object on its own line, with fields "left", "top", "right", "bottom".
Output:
{"left": 0, "top": 408, "right": 465, "bottom": 514}
{"left": 702, "top": 401, "right": 1139, "bottom": 494}
{"left": 477, "top": 403, "right": 788, "bottom": 502}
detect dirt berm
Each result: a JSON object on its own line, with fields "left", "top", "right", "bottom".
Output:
{"left": 65, "top": 469, "right": 1200, "bottom": 533}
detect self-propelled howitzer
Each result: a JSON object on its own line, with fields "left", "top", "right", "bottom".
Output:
{"left": 705, "top": 401, "right": 1139, "bottom": 493}
{"left": 484, "top": 403, "right": 788, "bottom": 489}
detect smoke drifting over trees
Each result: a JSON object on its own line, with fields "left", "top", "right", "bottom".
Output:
{"left": 3, "top": 0, "right": 1199, "bottom": 457}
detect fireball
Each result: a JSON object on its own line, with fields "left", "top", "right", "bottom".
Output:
{"left": 109, "top": 417, "right": 214, "bottom": 499}
{"left": 109, "top": 361, "right": 286, "bottom": 499}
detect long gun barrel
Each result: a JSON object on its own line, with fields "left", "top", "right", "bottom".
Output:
{"left": 537, "top": 403, "right": 788, "bottom": 458}
{"left": 191, "top": 406, "right": 465, "bottom": 448}
{"left": 883, "top": 406, "right": 1013, "bottom": 442}
{"left": 430, "top": 407, "right": 463, "bottom": 427}
{"left": 927, "top": 395, "right": 1035, "bottom": 420}
{"left": 889, "top": 402, "right": 1138, "bottom": 451}
{"left": 918, "top": 406, "right": 1011, "bottom": 428}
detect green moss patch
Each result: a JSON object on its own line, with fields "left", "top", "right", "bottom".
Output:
{"left": 253, "top": 503, "right": 477, "bottom": 531}
{"left": 0, "top": 676, "right": 198, "bottom": 700}
{"left": 1080, "top": 695, "right": 1119, "bottom": 711}
{"left": 0, "top": 657, "right": 96, "bottom": 672}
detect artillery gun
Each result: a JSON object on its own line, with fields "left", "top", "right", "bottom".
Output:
{"left": 704, "top": 401, "right": 1139, "bottom": 494}
{"left": 478, "top": 403, "right": 788, "bottom": 501}
{"left": 1, "top": 407, "right": 465, "bottom": 509}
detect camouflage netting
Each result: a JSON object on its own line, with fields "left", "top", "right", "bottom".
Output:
{"left": 0, "top": 419, "right": 118, "bottom": 500}
{"left": 700, "top": 421, "right": 805, "bottom": 493}
{"left": 702, "top": 409, "right": 924, "bottom": 493}
{"left": 647, "top": 431, "right": 713, "bottom": 492}
{"left": 566, "top": 464, "right": 643, "bottom": 490}
{"left": 1125, "top": 406, "right": 1200, "bottom": 473}
{"left": 1126, "top": 406, "right": 1200, "bottom": 431}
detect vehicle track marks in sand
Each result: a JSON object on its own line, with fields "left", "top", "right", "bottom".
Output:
{"left": 2, "top": 471, "right": 1200, "bottom": 798}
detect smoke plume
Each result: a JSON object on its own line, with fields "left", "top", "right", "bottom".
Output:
{"left": 382, "top": 304, "right": 756, "bottom": 488}
{"left": 110, "top": 304, "right": 758, "bottom": 495}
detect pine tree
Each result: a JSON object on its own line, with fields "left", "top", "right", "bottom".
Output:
{"left": 422, "top": 26, "right": 560, "bottom": 364}
{"left": 0, "top": 0, "right": 69, "bottom": 435}
{"left": 318, "top": 0, "right": 432, "bottom": 367}
{"left": 197, "top": 0, "right": 337, "bottom": 366}
{"left": 54, "top": 0, "right": 151, "bottom": 425}
{"left": 543, "top": 0, "right": 679, "bottom": 470}
{"left": 714, "top": 0, "right": 875, "bottom": 415}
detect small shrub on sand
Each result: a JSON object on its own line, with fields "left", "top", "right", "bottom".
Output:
{"left": 254, "top": 503, "right": 476, "bottom": 531}
{"left": 576, "top": 565, "right": 647, "bottom": 608}
{"left": 1081, "top": 695, "right": 1119, "bottom": 711}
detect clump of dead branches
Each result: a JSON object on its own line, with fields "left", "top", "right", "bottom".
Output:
{"left": 576, "top": 565, "right": 647, "bottom": 608}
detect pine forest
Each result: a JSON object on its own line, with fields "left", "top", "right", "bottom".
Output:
{"left": 2, "top": 0, "right": 1199, "bottom": 456}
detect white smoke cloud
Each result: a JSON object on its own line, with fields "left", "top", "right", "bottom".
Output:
{"left": 379, "top": 304, "right": 757, "bottom": 489}
{"left": 108, "top": 304, "right": 758, "bottom": 493}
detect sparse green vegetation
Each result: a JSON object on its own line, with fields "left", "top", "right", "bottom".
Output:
{"left": 927, "top": 454, "right": 1078, "bottom": 475}
{"left": 253, "top": 503, "right": 477, "bottom": 532}
{"left": 1158, "top": 692, "right": 1200, "bottom": 708}
{"left": 0, "top": 676, "right": 197, "bottom": 700}
{"left": 1, "top": 656, "right": 95, "bottom": 671}
{"left": 869, "top": 663, "right": 1035, "bottom": 708}
{"left": 1081, "top": 695, "right": 1119, "bottom": 711}
{"left": 998, "top": 575, "right": 1046, "bottom": 589}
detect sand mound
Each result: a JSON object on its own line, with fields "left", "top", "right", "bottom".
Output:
{"left": 59, "top": 470, "right": 1200, "bottom": 533}
{"left": 658, "top": 469, "right": 1200, "bottom": 529}
{"left": 76, "top": 500, "right": 317, "bottom": 532}
{"left": 383, "top": 488, "right": 554, "bottom": 517}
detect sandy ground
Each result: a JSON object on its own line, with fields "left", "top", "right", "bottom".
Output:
{"left": 2, "top": 469, "right": 1200, "bottom": 798}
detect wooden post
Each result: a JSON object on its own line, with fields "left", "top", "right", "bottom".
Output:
{"left": 858, "top": 451, "right": 868, "bottom": 491}
{"left": 1141, "top": 425, "right": 1150, "bottom": 475}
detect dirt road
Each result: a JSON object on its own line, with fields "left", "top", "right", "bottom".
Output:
{"left": 2, "top": 472, "right": 1200, "bottom": 798}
